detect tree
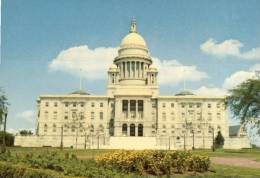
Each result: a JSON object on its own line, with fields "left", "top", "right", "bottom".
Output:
{"left": 0, "top": 131, "right": 14, "bottom": 146}
{"left": 227, "top": 78, "right": 260, "bottom": 134}
{"left": 19, "top": 130, "right": 33, "bottom": 136}
{"left": 0, "top": 88, "right": 9, "bottom": 153}
{"left": 215, "top": 131, "right": 224, "bottom": 148}
{"left": 0, "top": 88, "right": 8, "bottom": 126}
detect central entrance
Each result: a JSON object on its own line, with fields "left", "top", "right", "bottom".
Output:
{"left": 130, "top": 124, "right": 135, "bottom": 136}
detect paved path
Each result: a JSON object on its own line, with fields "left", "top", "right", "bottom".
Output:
{"left": 210, "top": 157, "right": 260, "bottom": 168}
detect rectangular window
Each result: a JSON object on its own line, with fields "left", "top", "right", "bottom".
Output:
{"left": 80, "top": 102, "right": 85, "bottom": 107}
{"left": 171, "top": 112, "right": 174, "bottom": 120}
{"left": 122, "top": 100, "right": 128, "bottom": 111}
{"left": 171, "top": 103, "right": 174, "bottom": 108}
{"left": 217, "top": 113, "right": 221, "bottom": 119}
{"left": 162, "top": 112, "right": 166, "bottom": 121}
{"left": 73, "top": 103, "right": 77, "bottom": 107}
{"left": 138, "top": 100, "right": 143, "bottom": 111}
{"left": 217, "top": 103, "right": 220, "bottom": 109}
{"left": 152, "top": 103, "right": 156, "bottom": 108}
{"left": 44, "top": 111, "right": 48, "bottom": 119}
{"left": 100, "top": 102, "right": 103, "bottom": 107}
{"left": 181, "top": 104, "right": 185, "bottom": 108}
{"left": 208, "top": 103, "right": 211, "bottom": 108}
{"left": 130, "top": 100, "right": 136, "bottom": 111}
{"left": 100, "top": 112, "right": 103, "bottom": 120}
{"left": 54, "top": 102, "right": 58, "bottom": 107}
{"left": 162, "top": 103, "right": 166, "bottom": 108}
{"left": 189, "top": 104, "right": 192, "bottom": 108}
{"left": 91, "top": 102, "right": 95, "bottom": 107}
{"left": 182, "top": 112, "right": 185, "bottom": 119}
{"left": 91, "top": 112, "right": 94, "bottom": 120}
{"left": 72, "top": 112, "right": 76, "bottom": 119}
{"left": 53, "top": 111, "right": 57, "bottom": 119}
{"left": 45, "top": 102, "right": 49, "bottom": 107}
{"left": 65, "top": 102, "right": 69, "bottom": 107}
{"left": 80, "top": 112, "right": 84, "bottom": 120}
{"left": 197, "top": 103, "right": 201, "bottom": 108}
{"left": 197, "top": 113, "right": 201, "bottom": 120}
{"left": 208, "top": 113, "right": 212, "bottom": 121}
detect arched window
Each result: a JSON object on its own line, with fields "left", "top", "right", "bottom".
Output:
{"left": 130, "top": 124, "right": 135, "bottom": 136}
{"left": 53, "top": 124, "right": 56, "bottom": 132}
{"left": 44, "top": 124, "right": 47, "bottom": 133}
{"left": 138, "top": 124, "right": 143, "bottom": 136}
{"left": 122, "top": 123, "right": 127, "bottom": 136}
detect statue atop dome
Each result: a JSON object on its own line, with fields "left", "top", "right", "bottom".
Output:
{"left": 130, "top": 17, "right": 137, "bottom": 33}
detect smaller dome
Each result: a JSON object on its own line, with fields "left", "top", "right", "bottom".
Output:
{"left": 175, "top": 90, "right": 194, "bottom": 96}
{"left": 109, "top": 64, "right": 117, "bottom": 69}
{"left": 150, "top": 63, "right": 157, "bottom": 69}
{"left": 70, "top": 90, "right": 90, "bottom": 95}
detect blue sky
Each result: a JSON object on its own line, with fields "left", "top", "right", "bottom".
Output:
{"left": 1, "top": 0, "right": 260, "bottom": 142}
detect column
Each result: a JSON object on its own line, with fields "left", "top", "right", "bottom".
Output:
{"left": 141, "top": 62, "right": 144, "bottom": 78}
{"left": 134, "top": 61, "right": 136, "bottom": 78}
{"left": 136, "top": 100, "right": 138, "bottom": 119}
{"left": 123, "top": 62, "right": 125, "bottom": 78}
{"left": 128, "top": 100, "right": 130, "bottom": 118}
{"left": 121, "top": 63, "right": 123, "bottom": 78}
{"left": 138, "top": 62, "right": 140, "bottom": 78}
{"left": 130, "top": 61, "right": 132, "bottom": 78}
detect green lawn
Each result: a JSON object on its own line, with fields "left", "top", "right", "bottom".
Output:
{"left": 5, "top": 147, "right": 260, "bottom": 178}
{"left": 193, "top": 148, "right": 260, "bottom": 161}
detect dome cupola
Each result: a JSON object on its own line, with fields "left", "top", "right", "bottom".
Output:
{"left": 115, "top": 18, "right": 152, "bottom": 63}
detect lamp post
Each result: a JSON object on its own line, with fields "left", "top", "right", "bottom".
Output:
{"left": 191, "top": 129, "right": 195, "bottom": 150}
{"left": 60, "top": 124, "right": 64, "bottom": 150}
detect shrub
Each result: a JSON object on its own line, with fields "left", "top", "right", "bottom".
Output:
{"left": 0, "top": 161, "right": 80, "bottom": 178}
{"left": 215, "top": 131, "right": 225, "bottom": 148}
{"left": 0, "top": 151, "right": 144, "bottom": 178}
{"left": 96, "top": 150, "right": 210, "bottom": 176}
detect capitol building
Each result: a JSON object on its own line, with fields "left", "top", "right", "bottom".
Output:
{"left": 15, "top": 19, "right": 250, "bottom": 149}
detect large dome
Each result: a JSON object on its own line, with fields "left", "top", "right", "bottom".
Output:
{"left": 115, "top": 18, "right": 151, "bottom": 62}
{"left": 120, "top": 32, "right": 147, "bottom": 48}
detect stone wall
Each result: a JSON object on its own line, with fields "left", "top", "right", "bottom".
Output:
{"left": 15, "top": 135, "right": 251, "bottom": 150}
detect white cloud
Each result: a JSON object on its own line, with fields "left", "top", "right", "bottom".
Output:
{"left": 16, "top": 110, "right": 35, "bottom": 123}
{"left": 193, "top": 63, "right": 259, "bottom": 96}
{"left": 200, "top": 38, "right": 260, "bottom": 60}
{"left": 223, "top": 71, "right": 255, "bottom": 89}
{"left": 193, "top": 86, "right": 227, "bottom": 96}
{"left": 49, "top": 45, "right": 118, "bottom": 80}
{"left": 49, "top": 45, "right": 208, "bottom": 84}
{"left": 153, "top": 58, "right": 208, "bottom": 85}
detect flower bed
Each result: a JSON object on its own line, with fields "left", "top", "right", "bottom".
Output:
{"left": 96, "top": 150, "right": 210, "bottom": 176}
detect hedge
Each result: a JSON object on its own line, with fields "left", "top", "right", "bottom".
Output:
{"left": 0, "top": 161, "right": 82, "bottom": 178}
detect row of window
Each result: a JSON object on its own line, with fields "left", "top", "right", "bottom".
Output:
{"left": 43, "top": 124, "right": 105, "bottom": 133}
{"left": 160, "top": 112, "right": 221, "bottom": 121}
{"left": 159, "top": 124, "right": 221, "bottom": 130}
{"left": 160, "top": 103, "right": 222, "bottom": 109}
{"left": 44, "top": 102, "right": 104, "bottom": 108}
{"left": 43, "top": 111, "right": 104, "bottom": 120}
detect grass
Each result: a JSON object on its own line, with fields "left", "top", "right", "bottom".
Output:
{"left": 5, "top": 147, "right": 260, "bottom": 177}
{"left": 193, "top": 148, "right": 260, "bottom": 161}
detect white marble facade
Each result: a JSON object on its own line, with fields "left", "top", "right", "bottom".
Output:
{"left": 15, "top": 19, "right": 250, "bottom": 149}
